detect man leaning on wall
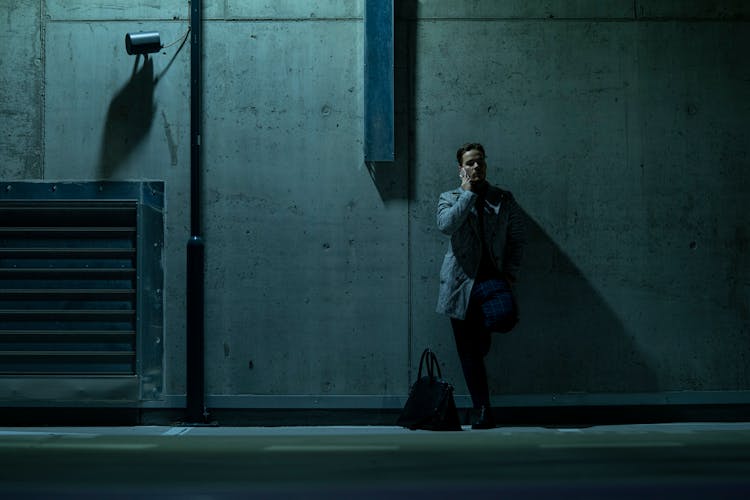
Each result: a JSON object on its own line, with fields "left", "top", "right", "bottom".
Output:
{"left": 436, "top": 142, "right": 525, "bottom": 429}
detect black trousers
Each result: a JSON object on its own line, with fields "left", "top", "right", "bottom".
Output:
{"left": 450, "top": 300, "right": 493, "bottom": 409}
{"left": 451, "top": 278, "right": 517, "bottom": 409}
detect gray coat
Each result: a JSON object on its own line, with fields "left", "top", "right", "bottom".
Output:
{"left": 435, "top": 185, "right": 525, "bottom": 320}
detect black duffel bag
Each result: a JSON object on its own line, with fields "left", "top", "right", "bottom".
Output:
{"left": 397, "top": 348, "right": 462, "bottom": 431}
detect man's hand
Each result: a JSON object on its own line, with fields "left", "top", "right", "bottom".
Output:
{"left": 459, "top": 169, "right": 473, "bottom": 191}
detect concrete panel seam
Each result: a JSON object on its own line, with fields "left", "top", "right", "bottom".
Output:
{"left": 40, "top": 0, "right": 46, "bottom": 178}
{"left": 218, "top": 18, "right": 363, "bottom": 22}
{"left": 412, "top": 17, "right": 636, "bottom": 22}
{"left": 412, "top": 16, "right": 749, "bottom": 22}
{"left": 44, "top": 19, "right": 362, "bottom": 22}
{"left": 45, "top": 19, "right": 194, "bottom": 23}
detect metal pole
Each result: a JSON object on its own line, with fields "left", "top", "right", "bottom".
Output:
{"left": 186, "top": 0, "right": 207, "bottom": 423}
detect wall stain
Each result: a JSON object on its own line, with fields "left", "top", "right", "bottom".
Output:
{"left": 161, "top": 110, "right": 178, "bottom": 166}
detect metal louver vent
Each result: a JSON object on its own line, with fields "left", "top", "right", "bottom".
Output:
{"left": 0, "top": 200, "right": 138, "bottom": 376}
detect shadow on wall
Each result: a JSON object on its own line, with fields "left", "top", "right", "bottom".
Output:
{"left": 491, "top": 207, "right": 660, "bottom": 395}
{"left": 97, "top": 55, "right": 157, "bottom": 178}
{"left": 364, "top": 0, "right": 417, "bottom": 203}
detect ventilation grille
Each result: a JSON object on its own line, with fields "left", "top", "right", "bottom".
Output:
{"left": 0, "top": 200, "right": 137, "bottom": 376}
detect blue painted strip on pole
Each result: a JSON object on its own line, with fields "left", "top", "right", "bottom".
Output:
{"left": 364, "top": 0, "right": 394, "bottom": 161}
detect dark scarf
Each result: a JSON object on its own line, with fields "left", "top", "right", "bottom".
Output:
{"left": 474, "top": 182, "right": 500, "bottom": 281}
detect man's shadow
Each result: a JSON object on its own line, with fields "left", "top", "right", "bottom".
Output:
{"left": 488, "top": 207, "right": 660, "bottom": 395}
{"left": 97, "top": 55, "right": 157, "bottom": 178}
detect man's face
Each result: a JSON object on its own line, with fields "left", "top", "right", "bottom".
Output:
{"left": 459, "top": 149, "right": 487, "bottom": 184}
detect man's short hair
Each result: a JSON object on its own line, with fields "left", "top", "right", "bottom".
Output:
{"left": 456, "top": 142, "right": 486, "bottom": 165}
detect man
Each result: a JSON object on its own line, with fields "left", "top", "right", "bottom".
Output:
{"left": 436, "top": 142, "right": 525, "bottom": 429}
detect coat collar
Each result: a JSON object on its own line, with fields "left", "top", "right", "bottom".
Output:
{"left": 450, "top": 184, "right": 506, "bottom": 206}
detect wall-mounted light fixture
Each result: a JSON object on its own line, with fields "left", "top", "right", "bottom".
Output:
{"left": 125, "top": 32, "right": 162, "bottom": 55}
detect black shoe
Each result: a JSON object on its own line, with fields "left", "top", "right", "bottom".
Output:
{"left": 471, "top": 405, "right": 496, "bottom": 430}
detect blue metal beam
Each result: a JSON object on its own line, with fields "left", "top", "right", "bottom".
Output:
{"left": 364, "top": 0, "right": 394, "bottom": 161}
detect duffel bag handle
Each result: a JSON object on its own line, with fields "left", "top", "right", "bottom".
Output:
{"left": 417, "top": 348, "right": 443, "bottom": 381}
{"left": 428, "top": 350, "right": 442, "bottom": 379}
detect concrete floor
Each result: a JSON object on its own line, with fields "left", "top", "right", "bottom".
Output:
{"left": 1, "top": 423, "right": 750, "bottom": 498}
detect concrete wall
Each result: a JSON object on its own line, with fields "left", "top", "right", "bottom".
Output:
{"left": 1, "top": 0, "right": 748, "bottom": 409}
{"left": 0, "top": 1, "right": 42, "bottom": 179}
{"left": 410, "top": 2, "right": 750, "bottom": 404}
